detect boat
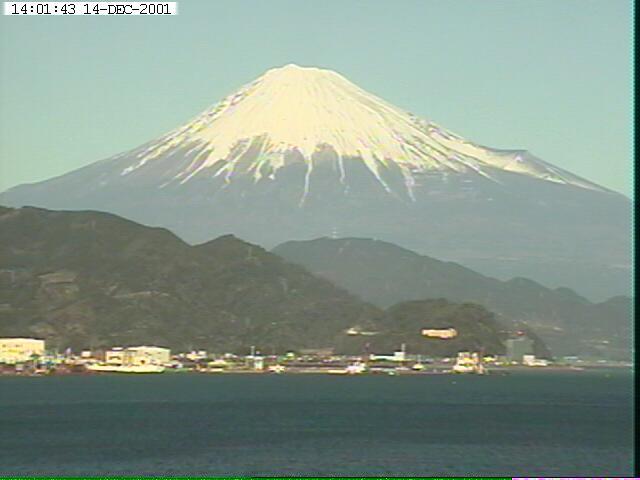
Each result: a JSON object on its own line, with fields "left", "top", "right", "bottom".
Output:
{"left": 452, "top": 364, "right": 476, "bottom": 373}
{"left": 327, "top": 368, "right": 348, "bottom": 375}
{"left": 201, "top": 367, "right": 224, "bottom": 373}
{"left": 451, "top": 352, "right": 487, "bottom": 374}
{"left": 327, "top": 362, "right": 367, "bottom": 375}
{"left": 86, "top": 363, "right": 165, "bottom": 374}
{"left": 451, "top": 362, "right": 487, "bottom": 374}
{"left": 346, "top": 362, "right": 367, "bottom": 374}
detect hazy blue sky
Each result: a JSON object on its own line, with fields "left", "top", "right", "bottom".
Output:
{"left": 0, "top": 0, "right": 632, "bottom": 194}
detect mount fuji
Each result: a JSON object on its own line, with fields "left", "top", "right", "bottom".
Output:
{"left": 0, "top": 64, "right": 630, "bottom": 299}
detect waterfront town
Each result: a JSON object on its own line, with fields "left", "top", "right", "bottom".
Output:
{"left": 0, "top": 334, "right": 626, "bottom": 377}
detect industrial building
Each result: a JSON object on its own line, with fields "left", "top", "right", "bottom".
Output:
{"left": 0, "top": 338, "right": 45, "bottom": 364}
{"left": 506, "top": 336, "right": 534, "bottom": 363}
{"left": 105, "top": 346, "right": 171, "bottom": 366}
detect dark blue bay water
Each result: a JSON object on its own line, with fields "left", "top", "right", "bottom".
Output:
{"left": 0, "top": 369, "right": 633, "bottom": 476}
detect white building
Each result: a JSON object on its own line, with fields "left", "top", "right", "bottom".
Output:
{"left": 185, "top": 350, "right": 207, "bottom": 361}
{"left": 522, "top": 354, "right": 549, "bottom": 367}
{"left": 421, "top": 328, "right": 457, "bottom": 339}
{"left": 370, "top": 344, "right": 407, "bottom": 362}
{"left": 253, "top": 356, "right": 264, "bottom": 371}
{"left": 105, "top": 346, "right": 171, "bottom": 366}
{"left": 393, "top": 349, "right": 406, "bottom": 362}
{"left": 0, "top": 338, "right": 45, "bottom": 364}
{"left": 105, "top": 347, "right": 125, "bottom": 365}
{"left": 127, "top": 346, "right": 171, "bottom": 365}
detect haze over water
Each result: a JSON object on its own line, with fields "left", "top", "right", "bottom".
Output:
{"left": 0, "top": 369, "right": 633, "bottom": 476}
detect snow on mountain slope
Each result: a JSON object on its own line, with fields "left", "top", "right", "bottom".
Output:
{"left": 118, "top": 64, "right": 605, "bottom": 199}
{"left": 0, "top": 64, "right": 628, "bottom": 301}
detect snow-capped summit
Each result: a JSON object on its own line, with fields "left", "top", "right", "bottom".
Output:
{"left": 0, "top": 64, "right": 629, "bottom": 300}
{"left": 120, "top": 63, "right": 604, "bottom": 199}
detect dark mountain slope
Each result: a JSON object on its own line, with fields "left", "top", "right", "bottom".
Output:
{"left": 335, "top": 299, "right": 550, "bottom": 358}
{"left": 0, "top": 207, "right": 380, "bottom": 352}
{"left": 1, "top": 206, "right": 532, "bottom": 357}
{"left": 273, "top": 237, "right": 631, "bottom": 359}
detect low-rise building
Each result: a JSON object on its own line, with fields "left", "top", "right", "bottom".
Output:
{"left": 506, "top": 336, "right": 534, "bottom": 363}
{"left": 299, "top": 348, "right": 334, "bottom": 357}
{"left": 421, "top": 327, "right": 458, "bottom": 339}
{"left": 105, "top": 346, "right": 171, "bottom": 366}
{"left": 0, "top": 338, "right": 45, "bottom": 364}
{"left": 208, "top": 358, "right": 229, "bottom": 368}
{"left": 393, "top": 349, "right": 406, "bottom": 362}
{"left": 345, "top": 326, "right": 379, "bottom": 336}
{"left": 252, "top": 356, "right": 264, "bottom": 371}
{"left": 522, "top": 354, "right": 549, "bottom": 367}
{"left": 105, "top": 347, "right": 125, "bottom": 365}
{"left": 371, "top": 344, "right": 407, "bottom": 362}
{"left": 185, "top": 350, "right": 208, "bottom": 361}
{"left": 127, "top": 346, "right": 171, "bottom": 365}
{"left": 370, "top": 352, "right": 406, "bottom": 362}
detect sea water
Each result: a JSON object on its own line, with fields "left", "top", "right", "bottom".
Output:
{"left": 0, "top": 369, "right": 633, "bottom": 476}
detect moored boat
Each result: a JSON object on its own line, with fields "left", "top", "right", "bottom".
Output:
{"left": 86, "top": 363, "right": 165, "bottom": 374}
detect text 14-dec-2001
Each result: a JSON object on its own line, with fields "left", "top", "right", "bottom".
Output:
{"left": 3, "top": 2, "right": 178, "bottom": 15}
